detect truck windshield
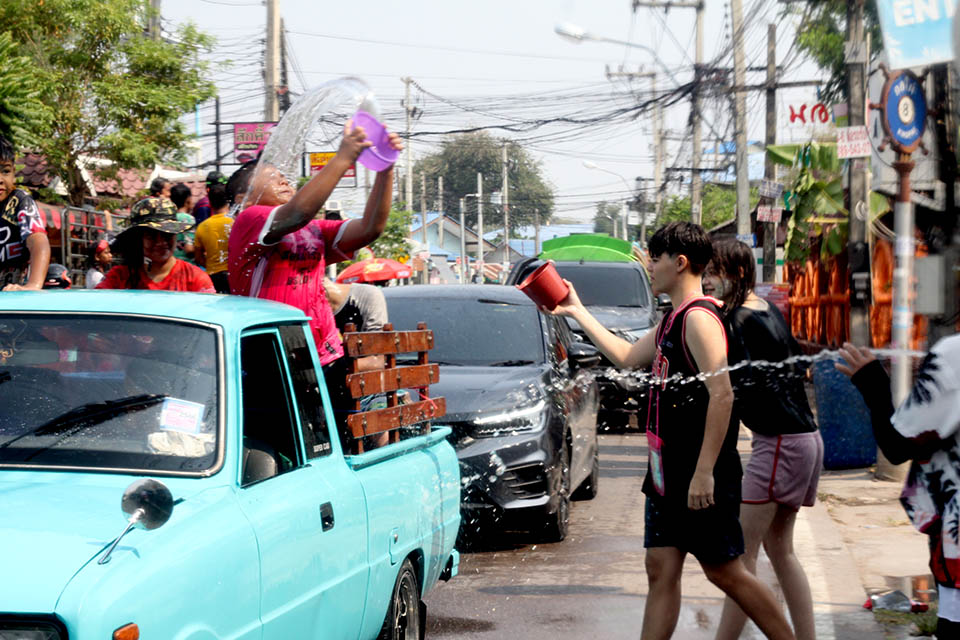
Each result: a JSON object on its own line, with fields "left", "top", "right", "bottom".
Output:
{"left": 555, "top": 265, "right": 649, "bottom": 308}
{"left": 0, "top": 315, "right": 220, "bottom": 474}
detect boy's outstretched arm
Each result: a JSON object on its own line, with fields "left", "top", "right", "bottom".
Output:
{"left": 545, "top": 279, "right": 658, "bottom": 369}
{"left": 265, "top": 121, "right": 371, "bottom": 244}
{"left": 685, "top": 308, "right": 734, "bottom": 510}
{"left": 338, "top": 136, "right": 400, "bottom": 253}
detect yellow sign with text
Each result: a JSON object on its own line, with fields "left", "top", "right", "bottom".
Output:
{"left": 309, "top": 152, "right": 356, "bottom": 179}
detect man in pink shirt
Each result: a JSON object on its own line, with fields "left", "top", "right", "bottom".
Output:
{"left": 227, "top": 121, "right": 400, "bottom": 368}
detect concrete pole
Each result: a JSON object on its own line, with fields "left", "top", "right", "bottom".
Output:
{"left": 420, "top": 172, "right": 428, "bottom": 283}
{"left": 214, "top": 96, "right": 222, "bottom": 173}
{"left": 763, "top": 23, "right": 777, "bottom": 283}
{"left": 149, "top": 0, "right": 162, "bottom": 40}
{"left": 690, "top": 1, "right": 704, "bottom": 224}
{"left": 847, "top": 0, "right": 871, "bottom": 344}
{"left": 402, "top": 78, "right": 413, "bottom": 212}
{"left": 476, "top": 172, "right": 484, "bottom": 282}
{"left": 535, "top": 210, "right": 541, "bottom": 256}
{"left": 732, "top": 0, "right": 750, "bottom": 237}
{"left": 438, "top": 176, "right": 444, "bottom": 216}
{"left": 502, "top": 143, "right": 510, "bottom": 278}
{"left": 264, "top": 0, "right": 280, "bottom": 121}
{"left": 651, "top": 74, "right": 662, "bottom": 246}
{"left": 459, "top": 197, "right": 467, "bottom": 283}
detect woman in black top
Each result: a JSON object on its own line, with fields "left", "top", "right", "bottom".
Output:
{"left": 707, "top": 240, "right": 821, "bottom": 640}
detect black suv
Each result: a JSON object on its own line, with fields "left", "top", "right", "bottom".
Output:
{"left": 507, "top": 258, "right": 659, "bottom": 430}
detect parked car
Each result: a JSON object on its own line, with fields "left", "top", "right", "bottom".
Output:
{"left": 383, "top": 285, "right": 600, "bottom": 543}
{"left": 506, "top": 258, "right": 659, "bottom": 430}
{"left": 0, "top": 291, "right": 460, "bottom": 640}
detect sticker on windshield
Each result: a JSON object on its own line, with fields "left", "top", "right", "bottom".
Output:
{"left": 159, "top": 398, "right": 205, "bottom": 434}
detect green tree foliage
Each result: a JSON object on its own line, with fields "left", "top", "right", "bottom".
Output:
{"left": 367, "top": 206, "right": 414, "bottom": 262}
{"left": 410, "top": 132, "right": 555, "bottom": 234}
{"left": 0, "top": 0, "right": 216, "bottom": 205}
{"left": 0, "top": 31, "right": 52, "bottom": 147}
{"left": 592, "top": 201, "right": 623, "bottom": 236}
{"left": 785, "top": 0, "right": 882, "bottom": 102}
{"left": 659, "top": 183, "right": 759, "bottom": 231}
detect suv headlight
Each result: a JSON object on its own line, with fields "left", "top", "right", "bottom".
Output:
{"left": 0, "top": 621, "right": 63, "bottom": 640}
{"left": 471, "top": 400, "right": 547, "bottom": 437}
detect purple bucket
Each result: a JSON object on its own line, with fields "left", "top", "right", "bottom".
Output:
{"left": 352, "top": 110, "right": 399, "bottom": 171}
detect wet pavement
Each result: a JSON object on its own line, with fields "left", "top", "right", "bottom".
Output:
{"left": 425, "top": 432, "right": 903, "bottom": 639}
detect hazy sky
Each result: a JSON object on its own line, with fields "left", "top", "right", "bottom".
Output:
{"left": 164, "top": 0, "right": 820, "bottom": 222}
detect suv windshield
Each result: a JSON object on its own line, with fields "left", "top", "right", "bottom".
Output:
{"left": 554, "top": 265, "right": 649, "bottom": 308}
{"left": 386, "top": 297, "right": 545, "bottom": 366}
{"left": 0, "top": 315, "right": 220, "bottom": 474}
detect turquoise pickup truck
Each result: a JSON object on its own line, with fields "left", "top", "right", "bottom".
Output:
{"left": 0, "top": 291, "right": 460, "bottom": 640}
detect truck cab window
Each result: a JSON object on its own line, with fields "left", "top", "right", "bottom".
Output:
{"left": 240, "top": 332, "right": 302, "bottom": 486}
{"left": 279, "top": 325, "right": 333, "bottom": 459}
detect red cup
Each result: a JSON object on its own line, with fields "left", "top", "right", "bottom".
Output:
{"left": 516, "top": 261, "right": 570, "bottom": 311}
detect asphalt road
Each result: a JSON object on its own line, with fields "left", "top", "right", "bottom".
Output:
{"left": 424, "top": 432, "right": 739, "bottom": 640}
{"left": 425, "top": 427, "right": 909, "bottom": 640}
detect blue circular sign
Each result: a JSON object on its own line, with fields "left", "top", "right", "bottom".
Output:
{"left": 882, "top": 71, "right": 927, "bottom": 153}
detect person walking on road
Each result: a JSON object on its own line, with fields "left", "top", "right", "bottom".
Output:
{"left": 545, "top": 222, "right": 795, "bottom": 640}
{"left": 706, "top": 239, "right": 822, "bottom": 640}
{"left": 838, "top": 336, "right": 960, "bottom": 639}
{"left": 193, "top": 183, "right": 232, "bottom": 294}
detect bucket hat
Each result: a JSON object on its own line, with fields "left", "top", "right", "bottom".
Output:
{"left": 117, "top": 197, "right": 193, "bottom": 239}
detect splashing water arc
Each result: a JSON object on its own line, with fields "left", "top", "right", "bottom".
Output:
{"left": 239, "top": 76, "right": 380, "bottom": 212}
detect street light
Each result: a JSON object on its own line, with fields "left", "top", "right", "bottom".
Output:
{"left": 554, "top": 22, "right": 678, "bottom": 88}
{"left": 583, "top": 160, "right": 634, "bottom": 240}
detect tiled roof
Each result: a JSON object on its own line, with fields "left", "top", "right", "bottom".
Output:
{"left": 92, "top": 167, "right": 151, "bottom": 198}
{"left": 177, "top": 180, "right": 207, "bottom": 202}
{"left": 17, "top": 153, "right": 52, "bottom": 188}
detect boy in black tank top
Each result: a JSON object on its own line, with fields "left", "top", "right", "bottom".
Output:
{"left": 545, "top": 222, "right": 795, "bottom": 640}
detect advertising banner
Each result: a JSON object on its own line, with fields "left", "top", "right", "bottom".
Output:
{"left": 756, "top": 205, "right": 783, "bottom": 223}
{"left": 837, "top": 126, "right": 873, "bottom": 158}
{"left": 308, "top": 152, "right": 357, "bottom": 186}
{"left": 875, "top": 0, "right": 956, "bottom": 69}
{"left": 233, "top": 123, "right": 276, "bottom": 164}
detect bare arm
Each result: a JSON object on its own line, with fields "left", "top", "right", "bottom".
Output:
{"left": 3, "top": 233, "right": 51, "bottom": 291}
{"left": 684, "top": 308, "right": 734, "bottom": 510}
{"left": 336, "top": 162, "right": 396, "bottom": 255}
{"left": 546, "top": 279, "right": 658, "bottom": 369}
{"left": 263, "top": 122, "right": 372, "bottom": 245}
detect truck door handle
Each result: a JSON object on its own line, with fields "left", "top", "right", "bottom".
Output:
{"left": 320, "top": 502, "right": 335, "bottom": 532}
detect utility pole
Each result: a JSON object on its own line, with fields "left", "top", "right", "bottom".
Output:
{"left": 477, "top": 172, "right": 484, "bottom": 282}
{"left": 420, "top": 171, "right": 428, "bottom": 284}
{"left": 535, "top": 210, "right": 541, "bottom": 256}
{"left": 605, "top": 67, "right": 661, "bottom": 243}
{"left": 264, "top": 0, "right": 280, "bottom": 122}
{"left": 438, "top": 176, "right": 444, "bottom": 216}
{"left": 762, "top": 23, "right": 777, "bottom": 282}
{"left": 402, "top": 78, "right": 414, "bottom": 212}
{"left": 631, "top": 1, "right": 703, "bottom": 223}
{"left": 731, "top": 0, "right": 750, "bottom": 237}
{"left": 502, "top": 142, "right": 510, "bottom": 277}
{"left": 691, "top": 1, "right": 704, "bottom": 224}
{"left": 459, "top": 197, "right": 467, "bottom": 282}
{"left": 847, "top": 0, "right": 871, "bottom": 345}
{"left": 148, "top": 0, "right": 162, "bottom": 39}
{"left": 214, "top": 96, "right": 222, "bottom": 173}
{"left": 278, "top": 19, "right": 290, "bottom": 116}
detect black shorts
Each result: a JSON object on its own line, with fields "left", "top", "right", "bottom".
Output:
{"left": 643, "top": 492, "right": 744, "bottom": 565}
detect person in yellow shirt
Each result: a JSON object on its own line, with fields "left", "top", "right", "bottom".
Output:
{"left": 193, "top": 183, "right": 233, "bottom": 293}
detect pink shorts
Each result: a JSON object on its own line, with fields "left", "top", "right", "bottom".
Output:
{"left": 742, "top": 431, "right": 824, "bottom": 510}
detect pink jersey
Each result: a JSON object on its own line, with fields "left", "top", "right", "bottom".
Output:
{"left": 228, "top": 205, "right": 352, "bottom": 365}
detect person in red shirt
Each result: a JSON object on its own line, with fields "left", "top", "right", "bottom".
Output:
{"left": 97, "top": 197, "right": 214, "bottom": 292}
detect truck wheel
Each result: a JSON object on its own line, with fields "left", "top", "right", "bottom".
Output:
{"left": 541, "top": 438, "right": 570, "bottom": 542}
{"left": 572, "top": 451, "right": 599, "bottom": 501}
{"left": 379, "top": 558, "right": 421, "bottom": 640}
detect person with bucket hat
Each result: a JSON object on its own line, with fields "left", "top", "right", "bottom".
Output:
{"left": 96, "top": 197, "right": 214, "bottom": 292}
